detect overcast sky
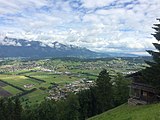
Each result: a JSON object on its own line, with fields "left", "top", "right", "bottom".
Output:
{"left": 0, "top": 0, "right": 160, "bottom": 55}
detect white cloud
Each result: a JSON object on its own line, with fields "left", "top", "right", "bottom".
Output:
{"left": 0, "top": 0, "right": 48, "bottom": 14}
{"left": 81, "top": 0, "right": 114, "bottom": 9}
{"left": 0, "top": 0, "right": 160, "bottom": 55}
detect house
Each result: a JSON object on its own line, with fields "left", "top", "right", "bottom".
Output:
{"left": 24, "top": 84, "right": 34, "bottom": 88}
{"left": 127, "top": 72, "right": 160, "bottom": 105}
{"left": 128, "top": 82, "right": 159, "bottom": 105}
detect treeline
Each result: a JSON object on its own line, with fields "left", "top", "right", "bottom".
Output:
{"left": 0, "top": 79, "right": 25, "bottom": 92}
{"left": 0, "top": 69, "right": 130, "bottom": 120}
{"left": 12, "top": 88, "right": 37, "bottom": 99}
{"left": 24, "top": 75, "right": 46, "bottom": 83}
{"left": 50, "top": 56, "right": 150, "bottom": 62}
{"left": 78, "top": 70, "right": 130, "bottom": 118}
{"left": 0, "top": 98, "right": 22, "bottom": 120}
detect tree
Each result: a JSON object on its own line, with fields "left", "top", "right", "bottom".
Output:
{"left": 113, "top": 73, "right": 130, "bottom": 106}
{"left": 7, "top": 98, "right": 15, "bottom": 120}
{"left": 0, "top": 98, "right": 23, "bottom": 120}
{"left": 36, "top": 100, "right": 58, "bottom": 120}
{"left": 78, "top": 87, "right": 98, "bottom": 120}
{"left": 14, "top": 98, "right": 22, "bottom": 120}
{"left": 78, "top": 90, "right": 91, "bottom": 120}
{"left": 95, "top": 69, "right": 113, "bottom": 113}
{"left": 0, "top": 98, "right": 6, "bottom": 120}
{"left": 142, "top": 18, "right": 160, "bottom": 89}
{"left": 64, "top": 93, "right": 80, "bottom": 120}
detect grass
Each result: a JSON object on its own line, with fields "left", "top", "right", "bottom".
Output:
{"left": 0, "top": 60, "right": 99, "bottom": 106}
{"left": 21, "top": 89, "right": 48, "bottom": 106}
{"left": 88, "top": 103, "right": 160, "bottom": 120}
{"left": 0, "top": 58, "right": 146, "bottom": 107}
{"left": 0, "top": 71, "right": 82, "bottom": 106}
{"left": 7, "top": 69, "right": 33, "bottom": 75}
{"left": 31, "top": 74, "right": 78, "bottom": 84}
{"left": 23, "top": 71, "right": 55, "bottom": 76}
{"left": 0, "top": 75, "right": 40, "bottom": 90}
{"left": 3, "top": 85, "right": 22, "bottom": 95}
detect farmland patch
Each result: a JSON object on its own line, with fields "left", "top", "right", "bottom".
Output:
{"left": 0, "top": 81, "right": 7, "bottom": 87}
{"left": 0, "top": 87, "right": 12, "bottom": 97}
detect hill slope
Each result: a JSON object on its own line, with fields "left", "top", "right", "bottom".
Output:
{"left": 88, "top": 103, "right": 160, "bottom": 120}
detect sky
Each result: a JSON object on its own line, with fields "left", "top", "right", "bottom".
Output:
{"left": 0, "top": 0, "right": 160, "bottom": 55}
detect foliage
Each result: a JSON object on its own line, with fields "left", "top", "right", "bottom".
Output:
{"left": 95, "top": 69, "right": 113, "bottom": 113}
{"left": 142, "top": 19, "right": 160, "bottom": 89}
{"left": 0, "top": 97, "right": 22, "bottom": 120}
{"left": 78, "top": 87, "right": 98, "bottom": 119}
{"left": 113, "top": 73, "right": 130, "bottom": 106}
{"left": 78, "top": 70, "right": 129, "bottom": 119}
{"left": 22, "top": 93, "right": 80, "bottom": 120}
{"left": 64, "top": 93, "right": 80, "bottom": 120}
{"left": 0, "top": 70, "right": 129, "bottom": 120}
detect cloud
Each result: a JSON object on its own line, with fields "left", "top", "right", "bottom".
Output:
{"left": 0, "top": 0, "right": 160, "bottom": 55}
{"left": 0, "top": 0, "right": 48, "bottom": 14}
{"left": 81, "top": 0, "right": 114, "bottom": 9}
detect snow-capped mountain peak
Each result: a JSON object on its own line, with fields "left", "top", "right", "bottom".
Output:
{"left": 0, "top": 37, "right": 97, "bottom": 58}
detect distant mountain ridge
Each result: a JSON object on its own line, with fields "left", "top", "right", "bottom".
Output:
{"left": 0, "top": 37, "right": 139, "bottom": 58}
{"left": 0, "top": 37, "right": 101, "bottom": 58}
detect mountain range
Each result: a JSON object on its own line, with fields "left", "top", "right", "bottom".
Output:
{"left": 0, "top": 37, "right": 101, "bottom": 58}
{"left": 0, "top": 37, "right": 138, "bottom": 58}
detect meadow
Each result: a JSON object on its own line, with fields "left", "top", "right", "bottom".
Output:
{"left": 89, "top": 103, "right": 160, "bottom": 120}
{"left": 0, "top": 57, "right": 147, "bottom": 105}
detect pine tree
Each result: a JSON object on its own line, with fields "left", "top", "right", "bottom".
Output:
{"left": 78, "top": 90, "right": 91, "bottom": 120}
{"left": 0, "top": 98, "right": 5, "bottom": 120}
{"left": 95, "top": 69, "right": 113, "bottom": 113}
{"left": 142, "top": 18, "right": 160, "bottom": 89}
{"left": 7, "top": 98, "right": 14, "bottom": 120}
{"left": 14, "top": 98, "right": 22, "bottom": 120}
{"left": 65, "top": 93, "right": 80, "bottom": 120}
{"left": 113, "top": 73, "right": 130, "bottom": 106}
{"left": 78, "top": 88, "right": 98, "bottom": 119}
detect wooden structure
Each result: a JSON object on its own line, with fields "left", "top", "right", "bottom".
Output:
{"left": 127, "top": 72, "right": 160, "bottom": 105}
{"left": 128, "top": 82, "right": 159, "bottom": 105}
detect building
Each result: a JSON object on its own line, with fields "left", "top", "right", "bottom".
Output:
{"left": 127, "top": 72, "right": 160, "bottom": 105}
{"left": 24, "top": 84, "right": 34, "bottom": 88}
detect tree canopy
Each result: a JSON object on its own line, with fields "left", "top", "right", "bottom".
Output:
{"left": 142, "top": 18, "right": 160, "bottom": 89}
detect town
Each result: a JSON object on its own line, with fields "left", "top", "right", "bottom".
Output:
{"left": 0, "top": 57, "right": 148, "bottom": 105}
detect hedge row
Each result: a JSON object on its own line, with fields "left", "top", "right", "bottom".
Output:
{"left": 12, "top": 88, "right": 37, "bottom": 99}
{"left": 0, "top": 79, "right": 25, "bottom": 92}
{"left": 24, "top": 75, "right": 46, "bottom": 83}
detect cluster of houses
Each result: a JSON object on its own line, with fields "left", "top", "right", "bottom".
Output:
{"left": 47, "top": 79, "right": 94, "bottom": 101}
{"left": 0, "top": 61, "right": 39, "bottom": 73}
{"left": 2, "top": 59, "right": 154, "bottom": 105}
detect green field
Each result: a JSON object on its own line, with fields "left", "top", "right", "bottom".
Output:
{"left": 0, "top": 71, "right": 87, "bottom": 105}
{"left": 0, "top": 75, "right": 40, "bottom": 90}
{"left": 88, "top": 103, "right": 160, "bottom": 120}
{"left": 0, "top": 58, "right": 146, "bottom": 106}
{"left": 21, "top": 89, "right": 49, "bottom": 106}
{"left": 3, "top": 85, "right": 21, "bottom": 94}
{"left": 32, "top": 75, "right": 78, "bottom": 83}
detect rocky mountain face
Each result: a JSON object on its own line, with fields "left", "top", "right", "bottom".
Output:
{"left": 0, "top": 37, "right": 100, "bottom": 58}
